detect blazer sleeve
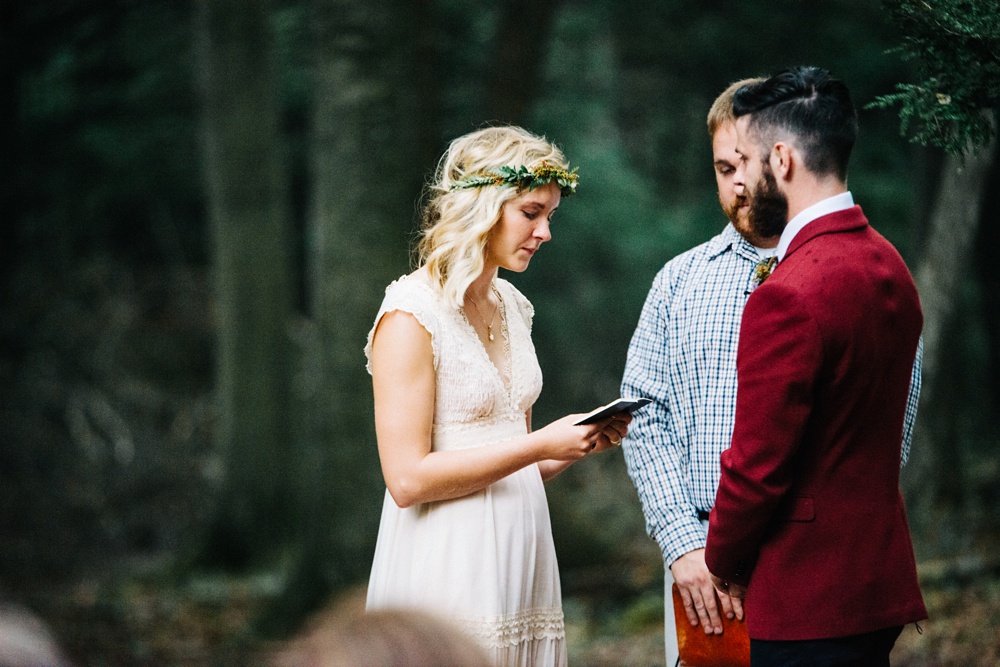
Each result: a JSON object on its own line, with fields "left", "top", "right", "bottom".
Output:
{"left": 705, "top": 281, "right": 823, "bottom": 585}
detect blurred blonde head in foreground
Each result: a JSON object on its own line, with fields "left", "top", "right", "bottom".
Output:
{"left": 0, "top": 604, "right": 72, "bottom": 667}
{"left": 274, "top": 605, "right": 490, "bottom": 667}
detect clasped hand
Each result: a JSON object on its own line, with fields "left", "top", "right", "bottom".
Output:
{"left": 593, "top": 412, "right": 630, "bottom": 451}
{"left": 673, "top": 549, "right": 745, "bottom": 635}
{"left": 537, "top": 412, "right": 631, "bottom": 460}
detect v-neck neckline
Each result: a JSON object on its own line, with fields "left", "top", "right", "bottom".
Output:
{"left": 407, "top": 274, "right": 516, "bottom": 405}
{"left": 458, "top": 284, "right": 514, "bottom": 402}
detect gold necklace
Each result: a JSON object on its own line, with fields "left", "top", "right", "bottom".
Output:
{"left": 466, "top": 285, "right": 500, "bottom": 342}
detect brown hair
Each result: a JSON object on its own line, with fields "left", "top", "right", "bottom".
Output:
{"left": 274, "top": 604, "right": 490, "bottom": 667}
{"left": 706, "top": 77, "right": 765, "bottom": 137}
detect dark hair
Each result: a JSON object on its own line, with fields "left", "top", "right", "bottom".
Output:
{"left": 733, "top": 66, "right": 857, "bottom": 181}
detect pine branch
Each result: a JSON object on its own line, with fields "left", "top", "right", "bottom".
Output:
{"left": 872, "top": 0, "right": 1000, "bottom": 154}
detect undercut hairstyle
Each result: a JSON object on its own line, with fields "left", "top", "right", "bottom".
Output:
{"left": 733, "top": 66, "right": 858, "bottom": 181}
{"left": 417, "top": 125, "right": 569, "bottom": 308}
{"left": 706, "top": 77, "right": 765, "bottom": 137}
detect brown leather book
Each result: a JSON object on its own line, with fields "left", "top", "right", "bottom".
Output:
{"left": 672, "top": 583, "right": 749, "bottom": 667}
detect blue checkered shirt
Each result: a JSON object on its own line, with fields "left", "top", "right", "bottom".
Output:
{"left": 621, "top": 223, "right": 922, "bottom": 567}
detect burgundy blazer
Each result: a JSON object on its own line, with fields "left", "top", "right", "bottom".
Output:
{"left": 705, "top": 206, "right": 927, "bottom": 641}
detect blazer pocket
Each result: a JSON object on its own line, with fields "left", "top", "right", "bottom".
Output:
{"left": 781, "top": 495, "right": 815, "bottom": 522}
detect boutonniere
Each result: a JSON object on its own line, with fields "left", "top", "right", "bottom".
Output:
{"left": 749, "top": 256, "right": 777, "bottom": 292}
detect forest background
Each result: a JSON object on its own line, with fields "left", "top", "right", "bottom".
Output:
{"left": 2, "top": 0, "right": 999, "bottom": 665}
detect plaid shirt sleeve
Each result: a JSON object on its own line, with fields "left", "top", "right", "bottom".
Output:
{"left": 621, "top": 257, "right": 709, "bottom": 567}
{"left": 901, "top": 335, "right": 923, "bottom": 465}
{"left": 621, "top": 227, "right": 779, "bottom": 567}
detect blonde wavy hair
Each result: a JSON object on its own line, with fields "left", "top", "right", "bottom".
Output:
{"left": 417, "top": 125, "right": 570, "bottom": 308}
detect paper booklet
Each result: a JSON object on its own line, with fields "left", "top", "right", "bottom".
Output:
{"left": 574, "top": 397, "right": 652, "bottom": 425}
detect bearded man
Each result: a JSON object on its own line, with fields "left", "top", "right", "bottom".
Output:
{"left": 705, "top": 66, "right": 927, "bottom": 666}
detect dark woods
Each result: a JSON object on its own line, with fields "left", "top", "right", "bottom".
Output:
{"left": 2, "top": 1, "right": 998, "bottom": 664}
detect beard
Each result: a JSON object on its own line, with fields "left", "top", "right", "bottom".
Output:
{"left": 722, "top": 196, "right": 745, "bottom": 227}
{"left": 747, "top": 163, "right": 789, "bottom": 239}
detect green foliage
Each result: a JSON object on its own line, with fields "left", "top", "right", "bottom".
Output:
{"left": 871, "top": 0, "right": 1000, "bottom": 154}
{"left": 450, "top": 163, "right": 580, "bottom": 197}
{"left": 13, "top": 1, "right": 201, "bottom": 262}
{"left": 619, "top": 590, "right": 665, "bottom": 634}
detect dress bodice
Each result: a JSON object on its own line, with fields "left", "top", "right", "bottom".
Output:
{"left": 364, "top": 274, "right": 544, "bottom": 450}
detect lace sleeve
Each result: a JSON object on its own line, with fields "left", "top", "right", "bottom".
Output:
{"left": 498, "top": 279, "right": 535, "bottom": 333}
{"left": 364, "top": 276, "right": 442, "bottom": 375}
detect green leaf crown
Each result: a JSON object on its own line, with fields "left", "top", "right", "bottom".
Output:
{"left": 449, "top": 162, "right": 579, "bottom": 197}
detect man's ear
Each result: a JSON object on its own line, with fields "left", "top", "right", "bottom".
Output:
{"left": 771, "top": 142, "right": 794, "bottom": 181}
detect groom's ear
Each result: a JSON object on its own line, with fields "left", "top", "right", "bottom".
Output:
{"left": 770, "top": 142, "right": 794, "bottom": 182}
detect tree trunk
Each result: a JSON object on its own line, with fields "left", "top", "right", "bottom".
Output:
{"left": 0, "top": 0, "right": 28, "bottom": 287}
{"left": 272, "top": 0, "right": 425, "bottom": 625}
{"left": 973, "top": 138, "right": 1000, "bottom": 422}
{"left": 194, "top": 0, "right": 294, "bottom": 568}
{"left": 903, "top": 133, "right": 997, "bottom": 534}
{"left": 486, "top": 0, "right": 561, "bottom": 125}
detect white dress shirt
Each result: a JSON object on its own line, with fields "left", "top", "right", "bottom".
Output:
{"left": 777, "top": 191, "right": 855, "bottom": 261}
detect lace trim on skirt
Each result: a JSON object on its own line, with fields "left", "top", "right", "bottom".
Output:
{"left": 455, "top": 607, "right": 565, "bottom": 649}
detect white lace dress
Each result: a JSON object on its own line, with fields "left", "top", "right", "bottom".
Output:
{"left": 364, "top": 274, "right": 567, "bottom": 667}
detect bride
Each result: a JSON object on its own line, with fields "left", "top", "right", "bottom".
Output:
{"left": 364, "top": 125, "right": 630, "bottom": 666}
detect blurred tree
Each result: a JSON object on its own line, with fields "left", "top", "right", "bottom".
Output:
{"left": 974, "top": 139, "right": 1000, "bottom": 435}
{"left": 2, "top": 0, "right": 207, "bottom": 588}
{"left": 874, "top": 0, "right": 1000, "bottom": 533}
{"left": 194, "top": 0, "right": 295, "bottom": 567}
{"left": 271, "top": 0, "right": 428, "bottom": 629}
{"left": 486, "top": 0, "right": 562, "bottom": 125}
{"left": 1, "top": 1, "right": 24, "bottom": 286}
{"left": 5, "top": 0, "right": 201, "bottom": 266}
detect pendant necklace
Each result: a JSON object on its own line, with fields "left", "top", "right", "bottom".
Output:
{"left": 467, "top": 286, "right": 499, "bottom": 342}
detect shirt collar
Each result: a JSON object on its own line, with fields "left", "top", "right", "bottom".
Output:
{"left": 707, "top": 223, "right": 768, "bottom": 262}
{"left": 776, "top": 191, "right": 854, "bottom": 261}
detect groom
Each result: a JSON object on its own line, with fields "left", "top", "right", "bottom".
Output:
{"left": 705, "top": 66, "right": 927, "bottom": 665}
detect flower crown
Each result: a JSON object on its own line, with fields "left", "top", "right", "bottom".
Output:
{"left": 449, "top": 162, "right": 579, "bottom": 197}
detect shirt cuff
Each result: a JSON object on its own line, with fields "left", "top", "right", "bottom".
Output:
{"left": 653, "top": 516, "right": 708, "bottom": 568}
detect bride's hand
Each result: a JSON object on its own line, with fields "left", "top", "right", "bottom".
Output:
{"left": 591, "top": 413, "right": 631, "bottom": 453}
{"left": 533, "top": 414, "right": 604, "bottom": 461}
